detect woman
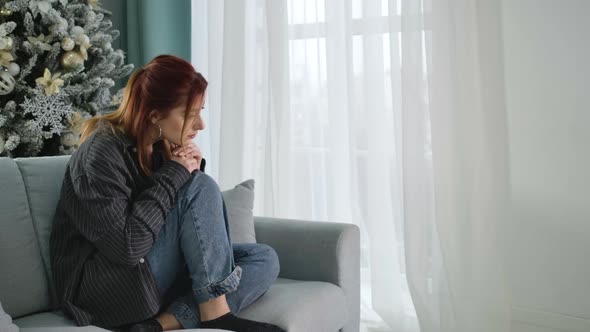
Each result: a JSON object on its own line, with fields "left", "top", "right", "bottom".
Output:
{"left": 49, "top": 55, "right": 285, "bottom": 332}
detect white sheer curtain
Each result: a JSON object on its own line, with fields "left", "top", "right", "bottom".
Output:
{"left": 191, "top": 1, "right": 512, "bottom": 331}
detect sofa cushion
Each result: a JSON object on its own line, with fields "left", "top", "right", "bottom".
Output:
{"left": 238, "top": 278, "right": 348, "bottom": 332}
{"left": 221, "top": 179, "right": 257, "bottom": 243}
{"left": 13, "top": 311, "right": 230, "bottom": 332}
{"left": 14, "top": 155, "right": 71, "bottom": 309}
{"left": 0, "top": 158, "right": 51, "bottom": 318}
{"left": 13, "top": 311, "right": 108, "bottom": 331}
{"left": 13, "top": 279, "right": 346, "bottom": 332}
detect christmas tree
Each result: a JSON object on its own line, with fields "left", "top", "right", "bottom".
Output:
{"left": 0, "top": 0, "right": 133, "bottom": 157}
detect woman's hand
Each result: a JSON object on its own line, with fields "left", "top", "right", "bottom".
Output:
{"left": 170, "top": 152, "right": 199, "bottom": 173}
{"left": 171, "top": 141, "right": 202, "bottom": 172}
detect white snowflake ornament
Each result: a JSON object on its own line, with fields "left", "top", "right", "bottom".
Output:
{"left": 21, "top": 90, "right": 73, "bottom": 139}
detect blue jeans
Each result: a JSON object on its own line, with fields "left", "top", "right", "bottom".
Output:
{"left": 145, "top": 171, "right": 280, "bottom": 329}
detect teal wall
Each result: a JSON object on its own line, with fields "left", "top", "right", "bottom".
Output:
{"left": 124, "top": 0, "right": 191, "bottom": 67}
{"left": 101, "top": 0, "right": 191, "bottom": 88}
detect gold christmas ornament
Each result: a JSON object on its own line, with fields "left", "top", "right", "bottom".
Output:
{"left": 60, "top": 51, "right": 84, "bottom": 70}
{"left": 0, "top": 8, "right": 12, "bottom": 16}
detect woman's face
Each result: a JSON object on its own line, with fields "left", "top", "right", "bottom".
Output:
{"left": 150, "top": 96, "right": 206, "bottom": 146}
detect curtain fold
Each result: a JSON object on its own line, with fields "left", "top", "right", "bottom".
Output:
{"left": 423, "top": 0, "right": 512, "bottom": 330}
{"left": 191, "top": 0, "right": 512, "bottom": 331}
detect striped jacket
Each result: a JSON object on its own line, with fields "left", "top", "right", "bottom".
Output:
{"left": 49, "top": 123, "right": 200, "bottom": 328}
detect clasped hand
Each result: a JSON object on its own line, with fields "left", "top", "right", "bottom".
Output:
{"left": 170, "top": 141, "right": 202, "bottom": 173}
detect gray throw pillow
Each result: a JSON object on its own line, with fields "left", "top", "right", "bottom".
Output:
{"left": 221, "top": 179, "right": 256, "bottom": 243}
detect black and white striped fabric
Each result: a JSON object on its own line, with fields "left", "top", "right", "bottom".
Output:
{"left": 49, "top": 123, "right": 198, "bottom": 328}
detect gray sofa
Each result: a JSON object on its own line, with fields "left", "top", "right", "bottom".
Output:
{"left": 0, "top": 156, "right": 360, "bottom": 332}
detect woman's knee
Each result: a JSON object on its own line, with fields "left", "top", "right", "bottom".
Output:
{"left": 179, "top": 171, "right": 221, "bottom": 199}
{"left": 257, "top": 243, "right": 280, "bottom": 280}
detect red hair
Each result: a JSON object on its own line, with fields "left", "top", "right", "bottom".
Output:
{"left": 80, "top": 55, "right": 208, "bottom": 176}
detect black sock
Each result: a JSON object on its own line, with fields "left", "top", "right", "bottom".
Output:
{"left": 125, "top": 317, "right": 163, "bottom": 332}
{"left": 200, "top": 312, "right": 285, "bottom": 332}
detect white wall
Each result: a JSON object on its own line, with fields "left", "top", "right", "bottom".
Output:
{"left": 502, "top": 1, "right": 590, "bottom": 331}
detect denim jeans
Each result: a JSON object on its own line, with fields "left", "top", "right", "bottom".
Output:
{"left": 145, "top": 171, "right": 280, "bottom": 329}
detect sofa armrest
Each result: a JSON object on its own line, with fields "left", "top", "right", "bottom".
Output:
{"left": 254, "top": 216, "right": 360, "bottom": 332}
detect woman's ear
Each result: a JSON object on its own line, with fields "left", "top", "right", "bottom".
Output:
{"left": 148, "top": 109, "right": 160, "bottom": 124}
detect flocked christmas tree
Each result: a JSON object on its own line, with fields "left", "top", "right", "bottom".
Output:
{"left": 0, "top": 0, "right": 133, "bottom": 157}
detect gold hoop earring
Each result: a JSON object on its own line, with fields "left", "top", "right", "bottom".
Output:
{"left": 151, "top": 123, "right": 162, "bottom": 140}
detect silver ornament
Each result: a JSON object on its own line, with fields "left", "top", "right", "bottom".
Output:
{"left": 7, "top": 62, "right": 19, "bottom": 76}
{"left": 0, "top": 71, "right": 15, "bottom": 95}
{"left": 61, "top": 37, "right": 75, "bottom": 51}
{"left": 76, "top": 34, "right": 90, "bottom": 45}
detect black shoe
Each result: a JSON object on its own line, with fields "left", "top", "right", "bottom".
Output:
{"left": 125, "top": 317, "right": 163, "bottom": 332}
